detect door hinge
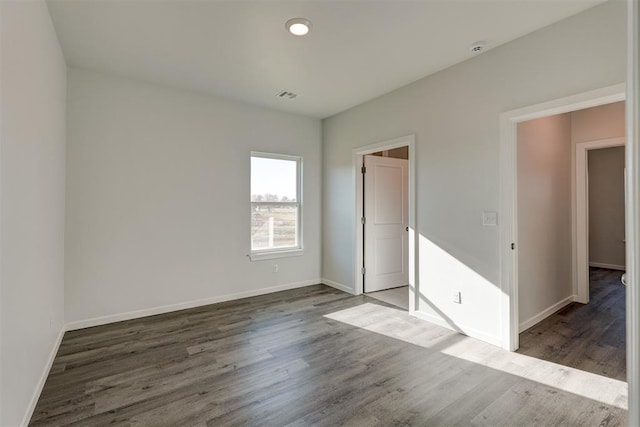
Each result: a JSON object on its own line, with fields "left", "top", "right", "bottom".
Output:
{"left": 361, "top": 216, "right": 366, "bottom": 225}
{"left": 511, "top": 243, "right": 515, "bottom": 250}
{"left": 361, "top": 165, "right": 366, "bottom": 174}
{"left": 361, "top": 267, "right": 366, "bottom": 275}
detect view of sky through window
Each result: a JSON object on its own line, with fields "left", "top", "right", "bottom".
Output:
{"left": 251, "top": 157, "right": 297, "bottom": 201}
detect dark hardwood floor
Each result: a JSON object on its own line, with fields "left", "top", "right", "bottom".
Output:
{"left": 518, "top": 268, "right": 626, "bottom": 381}
{"left": 31, "top": 284, "right": 627, "bottom": 426}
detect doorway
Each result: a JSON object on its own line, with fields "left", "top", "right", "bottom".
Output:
{"left": 576, "top": 137, "right": 626, "bottom": 302}
{"left": 515, "top": 107, "right": 627, "bottom": 379}
{"left": 362, "top": 148, "right": 409, "bottom": 310}
{"left": 352, "top": 135, "right": 417, "bottom": 313}
{"left": 499, "top": 84, "right": 627, "bottom": 352}
{"left": 503, "top": 93, "right": 629, "bottom": 380}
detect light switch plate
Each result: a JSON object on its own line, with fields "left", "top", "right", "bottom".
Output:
{"left": 482, "top": 211, "right": 498, "bottom": 226}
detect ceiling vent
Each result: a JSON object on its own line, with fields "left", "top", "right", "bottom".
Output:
{"left": 470, "top": 41, "right": 486, "bottom": 55}
{"left": 277, "top": 90, "right": 298, "bottom": 100}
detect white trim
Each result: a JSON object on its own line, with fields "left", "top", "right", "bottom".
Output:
{"left": 20, "top": 327, "right": 65, "bottom": 427}
{"left": 519, "top": 295, "right": 575, "bottom": 333}
{"left": 250, "top": 151, "right": 301, "bottom": 162}
{"left": 500, "top": 83, "right": 626, "bottom": 351}
{"left": 412, "top": 310, "right": 502, "bottom": 348}
{"left": 589, "top": 262, "right": 626, "bottom": 271}
{"left": 66, "top": 279, "right": 321, "bottom": 331}
{"left": 626, "top": 1, "right": 639, "bottom": 424}
{"left": 575, "top": 137, "right": 626, "bottom": 303}
{"left": 322, "top": 278, "right": 356, "bottom": 295}
{"left": 248, "top": 249, "right": 304, "bottom": 261}
{"left": 352, "top": 135, "right": 417, "bottom": 315}
{"left": 500, "top": 85, "right": 626, "bottom": 124}
{"left": 499, "top": 108, "right": 519, "bottom": 352}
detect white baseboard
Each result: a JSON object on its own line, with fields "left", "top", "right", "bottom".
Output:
{"left": 66, "top": 279, "right": 322, "bottom": 331}
{"left": 589, "top": 262, "right": 626, "bottom": 271}
{"left": 322, "top": 278, "right": 355, "bottom": 295}
{"left": 411, "top": 310, "right": 502, "bottom": 348}
{"left": 519, "top": 294, "right": 575, "bottom": 333}
{"left": 20, "top": 326, "right": 66, "bottom": 427}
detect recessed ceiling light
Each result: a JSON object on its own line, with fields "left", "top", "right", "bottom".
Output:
{"left": 286, "top": 18, "right": 311, "bottom": 36}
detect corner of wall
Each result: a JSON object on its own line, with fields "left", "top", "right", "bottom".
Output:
{"left": 322, "top": 278, "right": 355, "bottom": 295}
{"left": 19, "top": 326, "right": 66, "bottom": 427}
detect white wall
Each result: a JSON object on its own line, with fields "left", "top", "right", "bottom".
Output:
{"left": 571, "top": 101, "right": 626, "bottom": 144}
{"left": 0, "top": 1, "right": 67, "bottom": 425}
{"left": 517, "top": 115, "right": 573, "bottom": 325}
{"left": 588, "top": 146, "right": 626, "bottom": 268}
{"left": 322, "top": 1, "right": 626, "bottom": 345}
{"left": 65, "top": 68, "right": 321, "bottom": 326}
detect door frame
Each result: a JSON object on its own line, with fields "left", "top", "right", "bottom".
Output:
{"left": 362, "top": 154, "right": 409, "bottom": 294}
{"left": 353, "top": 135, "right": 417, "bottom": 313}
{"left": 499, "top": 83, "right": 626, "bottom": 352}
{"left": 627, "top": 2, "right": 639, "bottom": 424}
{"left": 575, "top": 136, "right": 626, "bottom": 304}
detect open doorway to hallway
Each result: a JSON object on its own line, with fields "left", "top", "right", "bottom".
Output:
{"left": 515, "top": 101, "right": 627, "bottom": 381}
{"left": 362, "top": 147, "right": 409, "bottom": 311}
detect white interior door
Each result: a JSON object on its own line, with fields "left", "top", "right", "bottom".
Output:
{"left": 364, "top": 155, "right": 409, "bottom": 292}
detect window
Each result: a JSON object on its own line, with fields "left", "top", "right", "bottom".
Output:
{"left": 250, "top": 152, "right": 302, "bottom": 260}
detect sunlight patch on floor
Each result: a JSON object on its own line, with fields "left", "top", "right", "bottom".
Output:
{"left": 324, "top": 302, "right": 628, "bottom": 410}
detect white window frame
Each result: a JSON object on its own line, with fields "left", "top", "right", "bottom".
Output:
{"left": 249, "top": 152, "right": 303, "bottom": 261}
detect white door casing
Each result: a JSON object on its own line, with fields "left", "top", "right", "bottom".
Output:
{"left": 627, "top": 3, "right": 639, "bottom": 424}
{"left": 575, "top": 137, "right": 626, "bottom": 304}
{"left": 363, "top": 155, "right": 409, "bottom": 292}
{"left": 499, "top": 83, "right": 626, "bottom": 351}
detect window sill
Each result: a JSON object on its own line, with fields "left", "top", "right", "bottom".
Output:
{"left": 248, "top": 249, "right": 304, "bottom": 261}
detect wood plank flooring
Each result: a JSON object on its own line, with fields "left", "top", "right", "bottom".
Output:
{"left": 518, "top": 268, "right": 626, "bottom": 381}
{"left": 31, "top": 284, "right": 627, "bottom": 426}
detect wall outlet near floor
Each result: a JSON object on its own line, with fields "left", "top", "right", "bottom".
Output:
{"left": 273, "top": 264, "right": 279, "bottom": 273}
{"left": 452, "top": 291, "right": 462, "bottom": 304}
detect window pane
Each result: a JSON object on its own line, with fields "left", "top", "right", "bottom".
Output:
{"left": 251, "top": 157, "right": 297, "bottom": 202}
{"left": 251, "top": 204, "right": 298, "bottom": 250}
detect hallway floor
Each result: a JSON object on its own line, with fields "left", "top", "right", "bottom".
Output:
{"left": 518, "top": 268, "right": 626, "bottom": 381}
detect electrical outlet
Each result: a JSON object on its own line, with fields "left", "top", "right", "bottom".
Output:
{"left": 452, "top": 291, "right": 462, "bottom": 304}
{"left": 482, "top": 211, "right": 498, "bottom": 226}
{"left": 273, "top": 264, "right": 279, "bottom": 273}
